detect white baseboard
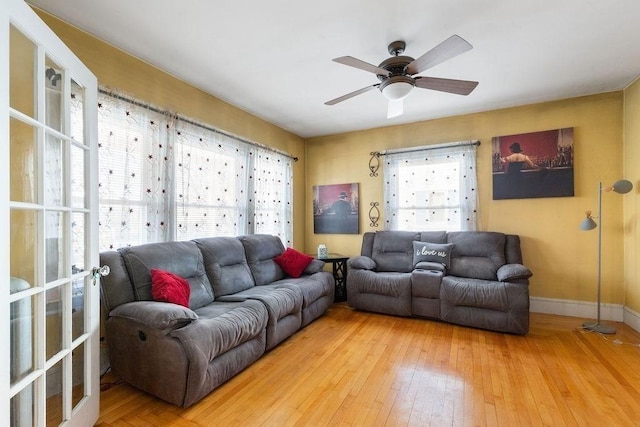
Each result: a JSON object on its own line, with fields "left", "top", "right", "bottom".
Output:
{"left": 623, "top": 306, "right": 640, "bottom": 333}
{"left": 530, "top": 297, "right": 624, "bottom": 321}
{"left": 530, "top": 297, "right": 639, "bottom": 333}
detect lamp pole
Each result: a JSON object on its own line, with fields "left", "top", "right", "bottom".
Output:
{"left": 583, "top": 181, "right": 616, "bottom": 334}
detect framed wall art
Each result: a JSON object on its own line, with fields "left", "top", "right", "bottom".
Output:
{"left": 492, "top": 128, "right": 574, "bottom": 200}
{"left": 313, "top": 183, "right": 359, "bottom": 234}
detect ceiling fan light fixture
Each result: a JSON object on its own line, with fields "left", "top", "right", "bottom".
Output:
{"left": 380, "top": 79, "right": 413, "bottom": 101}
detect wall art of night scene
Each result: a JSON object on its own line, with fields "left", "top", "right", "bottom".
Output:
{"left": 492, "top": 128, "right": 574, "bottom": 200}
{"left": 313, "top": 183, "right": 359, "bottom": 234}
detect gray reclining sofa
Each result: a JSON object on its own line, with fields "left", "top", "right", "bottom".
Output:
{"left": 347, "top": 231, "right": 532, "bottom": 334}
{"left": 100, "top": 234, "right": 334, "bottom": 407}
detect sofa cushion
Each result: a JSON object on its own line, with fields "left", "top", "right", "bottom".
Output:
{"left": 194, "top": 237, "right": 255, "bottom": 297}
{"left": 217, "top": 285, "right": 303, "bottom": 350}
{"left": 239, "top": 234, "right": 286, "bottom": 285}
{"left": 447, "top": 232, "right": 506, "bottom": 280}
{"left": 273, "top": 248, "right": 314, "bottom": 278}
{"left": 151, "top": 269, "right": 191, "bottom": 307}
{"left": 119, "top": 241, "right": 214, "bottom": 310}
{"left": 441, "top": 276, "right": 509, "bottom": 312}
{"left": 372, "top": 231, "right": 420, "bottom": 272}
{"left": 412, "top": 241, "right": 454, "bottom": 268}
{"left": 175, "top": 299, "right": 268, "bottom": 367}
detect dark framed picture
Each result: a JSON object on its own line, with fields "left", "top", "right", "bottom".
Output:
{"left": 313, "top": 183, "right": 359, "bottom": 234}
{"left": 492, "top": 128, "right": 574, "bottom": 200}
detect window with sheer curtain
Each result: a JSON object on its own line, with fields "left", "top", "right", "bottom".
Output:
{"left": 93, "top": 91, "right": 293, "bottom": 250}
{"left": 383, "top": 142, "right": 478, "bottom": 232}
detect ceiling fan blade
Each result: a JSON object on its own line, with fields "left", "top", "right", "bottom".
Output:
{"left": 387, "top": 99, "right": 404, "bottom": 119}
{"left": 325, "top": 84, "right": 379, "bottom": 105}
{"left": 406, "top": 35, "right": 473, "bottom": 75}
{"left": 333, "top": 56, "right": 390, "bottom": 76}
{"left": 414, "top": 76, "right": 479, "bottom": 95}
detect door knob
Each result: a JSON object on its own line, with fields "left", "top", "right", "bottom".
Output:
{"left": 91, "top": 265, "right": 110, "bottom": 285}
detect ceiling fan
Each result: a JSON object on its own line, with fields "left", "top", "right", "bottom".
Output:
{"left": 325, "top": 35, "right": 479, "bottom": 118}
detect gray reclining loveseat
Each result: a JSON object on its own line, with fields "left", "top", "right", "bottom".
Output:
{"left": 100, "top": 234, "right": 334, "bottom": 407}
{"left": 347, "top": 231, "right": 532, "bottom": 334}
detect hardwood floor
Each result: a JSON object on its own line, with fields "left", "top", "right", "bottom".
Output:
{"left": 97, "top": 303, "right": 640, "bottom": 426}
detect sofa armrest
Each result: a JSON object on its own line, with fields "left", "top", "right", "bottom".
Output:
{"left": 414, "top": 261, "right": 446, "bottom": 273}
{"left": 348, "top": 256, "right": 377, "bottom": 271}
{"left": 109, "top": 301, "right": 198, "bottom": 330}
{"left": 497, "top": 264, "right": 533, "bottom": 282}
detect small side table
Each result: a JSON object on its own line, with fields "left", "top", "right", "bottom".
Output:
{"left": 314, "top": 253, "right": 349, "bottom": 302}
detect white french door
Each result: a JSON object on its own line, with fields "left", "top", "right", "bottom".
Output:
{"left": 1, "top": 0, "right": 100, "bottom": 426}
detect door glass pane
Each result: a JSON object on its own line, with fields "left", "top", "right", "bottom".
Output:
{"left": 10, "top": 209, "right": 37, "bottom": 288}
{"left": 72, "top": 342, "right": 85, "bottom": 409}
{"left": 70, "top": 145, "right": 86, "bottom": 208}
{"left": 70, "top": 79, "right": 84, "bottom": 143}
{"left": 10, "top": 24, "right": 36, "bottom": 118}
{"left": 71, "top": 213, "right": 86, "bottom": 275}
{"left": 10, "top": 382, "right": 34, "bottom": 427}
{"left": 71, "top": 278, "right": 85, "bottom": 342}
{"left": 44, "top": 134, "right": 65, "bottom": 207}
{"left": 46, "top": 359, "right": 64, "bottom": 427}
{"left": 10, "top": 118, "right": 38, "bottom": 204}
{"left": 10, "top": 294, "right": 35, "bottom": 385}
{"left": 46, "top": 286, "right": 63, "bottom": 360}
{"left": 46, "top": 211, "right": 66, "bottom": 283}
{"left": 45, "top": 57, "right": 63, "bottom": 132}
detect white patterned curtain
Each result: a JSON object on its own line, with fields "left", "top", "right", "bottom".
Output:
{"left": 92, "top": 91, "right": 293, "bottom": 250}
{"left": 97, "top": 94, "right": 174, "bottom": 250}
{"left": 383, "top": 142, "right": 478, "bottom": 231}
{"left": 250, "top": 145, "right": 293, "bottom": 246}
{"left": 174, "top": 120, "right": 249, "bottom": 240}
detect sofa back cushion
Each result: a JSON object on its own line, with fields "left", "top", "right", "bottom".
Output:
{"left": 505, "top": 234, "right": 524, "bottom": 264}
{"left": 194, "top": 237, "right": 255, "bottom": 296}
{"left": 367, "top": 231, "right": 447, "bottom": 272}
{"left": 361, "top": 232, "right": 376, "bottom": 258}
{"left": 239, "top": 234, "right": 286, "bottom": 286}
{"left": 119, "top": 241, "right": 214, "bottom": 310}
{"left": 418, "top": 231, "right": 447, "bottom": 244}
{"left": 447, "top": 232, "right": 506, "bottom": 280}
{"left": 100, "top": 250, "right": 135, "bottom": 312}
{"left": 371, "top": 231, "right": 420, "bottom": 272}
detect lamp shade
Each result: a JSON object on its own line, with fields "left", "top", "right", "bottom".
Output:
{"left": 580, "top": 216, "right": 597, "bottom": 231}
{"left": 381, "top": 81, "right": 413, "bottom": 101}
{"left": 611, "top": 179, "right": 633, "bottom": 194}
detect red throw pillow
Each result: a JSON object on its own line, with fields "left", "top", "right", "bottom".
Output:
{"left": 273, "top": 248, "right": 314, "bottom": 278}
{"left": 150, "top": 269, "right": 191, "bottom": 308}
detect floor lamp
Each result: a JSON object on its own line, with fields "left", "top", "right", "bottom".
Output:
{"left": 580, "top": 179, "right": 633, "bottom": 334}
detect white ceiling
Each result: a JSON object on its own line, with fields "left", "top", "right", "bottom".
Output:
{"left": 28, "top": 0, "right": 640, "bottom": 138}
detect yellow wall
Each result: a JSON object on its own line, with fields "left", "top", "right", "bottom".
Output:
{"left": 34, "top": 8, "right": 638, "bottom": 308}
{"left": 624, "top": 78, "right": 640, "bottom": 312}
{"left": 34, "top": 9, "right": 308, "bottom": 248}
{"left": 306, "top": 93, "right": 629, "bottom": 304}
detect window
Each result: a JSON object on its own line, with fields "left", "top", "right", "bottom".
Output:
{"left": 383, "top": 142, "right": 478, "bottom": 231}
{"left": 174, "top": 123, "right": 249, "bottom": 240}
{"left": 92, "top": 91, "right": 293, "bottom": 250}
